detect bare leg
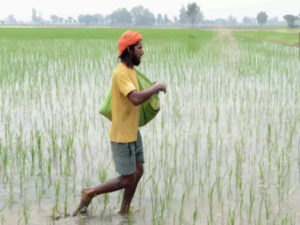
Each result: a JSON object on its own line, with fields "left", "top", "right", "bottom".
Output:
{"left": 119, "top": 162, "right": 144, "bottom": 214}
{"left": 73, "top": 174, "right": 136, "bottom": 216}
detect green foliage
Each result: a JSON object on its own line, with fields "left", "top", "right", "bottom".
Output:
{"left": 109, "top": 8, "right": 132, "bottom": 25}
{"left": 78, "top": 14, "right": 103, "bottom": 25}
{"left": 131, "top": 5, "right": 155, "bottom": 26}
{"left": 179, "top": 2, "right": 203, "bottom": 26}
{"left": 179, "top": 6, "right": 189, "bottom": 24}
{"left": 256, "top": 11, "right": 268, "bottom": 26}
{"left": 187, "top": 2, "right": 200, "bottom": 25}
{"left": 283, "top": 14, "right": 299, "bottom": 28}
{"left": 50, "top": 15, "right": 64, "bottom": 24}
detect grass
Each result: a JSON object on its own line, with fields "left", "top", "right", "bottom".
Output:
{"left": 0, "top": 27, "right": 215, "bottom": 41}
{"left": 234, "top": 29, "right": 300, "bottom": 47}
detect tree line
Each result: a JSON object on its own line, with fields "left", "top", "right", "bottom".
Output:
{"left": 256, "top": 11, "right": 300, "bottom": 28}
{"left": 1, "top": 3, "right": 299, "bottom": 28}
{"left": 1, "top": 3, "right": 202, "bottom": 27}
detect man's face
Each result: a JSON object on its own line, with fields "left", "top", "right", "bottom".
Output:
{"left": 133, "top": 41, "right": 144, "bottom": 66}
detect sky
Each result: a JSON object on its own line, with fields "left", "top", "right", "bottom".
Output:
{"left": 0, "top": 0, "right": 299, "bottom": 22}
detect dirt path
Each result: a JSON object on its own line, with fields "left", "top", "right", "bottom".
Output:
{"left": 214, "top": 29, "right": 241, "bottom": 73}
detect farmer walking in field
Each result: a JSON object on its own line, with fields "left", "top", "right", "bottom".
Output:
{"left": 73, "top": 30, "right": 166, "bottom": 216}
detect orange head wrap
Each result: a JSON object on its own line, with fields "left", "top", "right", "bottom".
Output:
{"left": 118, "top": 30, "right": 142, "bottom": 56}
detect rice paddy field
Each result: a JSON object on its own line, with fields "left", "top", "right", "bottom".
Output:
{"left": 0, "top": 27, "right": 299, "bottom": 225}
{"left": 234, "top": 29, "right": 300, "bottom": 47}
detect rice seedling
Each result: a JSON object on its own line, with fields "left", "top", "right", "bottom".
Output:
{"left": 22, "top": 198, "right": 30, "bottom": 225}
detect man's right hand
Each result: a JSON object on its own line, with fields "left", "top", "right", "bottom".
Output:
{"left": 128, "top": 81, "right": 167, "bottom": 106}
{"left": 153, "top": 82, "right": 167, "bottom": 94}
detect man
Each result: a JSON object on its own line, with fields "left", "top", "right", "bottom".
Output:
{"left": 73, "top": 30, "right": 166, "bottom": 216}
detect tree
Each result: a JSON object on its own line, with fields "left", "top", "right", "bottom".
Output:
{"left": 186, "top": 2, "right": 202, "bottom": 26}
{"left": 110, "top": 8, "right": 132, "bottom": 25}
{"left": 163, "top": 14, "right": 171, "bottom": 24}
{"left": 31, "top": 8, "right": 43, "bottom": 24}
{"left": 228, "top": 15, "right": 237, "bottom": 25}
{"left": 295, "top": 17, "right": 300, "bottom": 27}
{"left": 156, "top": 14, "right": 163, "bottom": 25}
{"left": 6, "top": 15, "right": 17, "bottom": 24}
{"left": 94, "top": 14, "right": 104, "bottom": 24}
{"left": 179, "top": 6, "right": 189, "bottom": 24}
{"left": 103, "top": 15, "right": 111, "bottom": 25}
{"left": 243, "top": 17, "right": 256, "bottom": 25}
{"left": 214, "top": 18, "right": 227, "bottom": 25}
{"left": 50, "top": 15, "right": 60, "bottom": 24}
{"left": 131, "top": 5, "right": 155, "bottom": 26}
{"left": 32, "top": 8, "right": 37, "bottom": 23}
{"left": 50, "top": 15, "right": 66, "bottom": 24}
{"left": 256, "top": 11, "right": 268, "bottom": 26}
{"left": 267, "top": 17, "right": 279, "bottom": 25}
{"left": 173, "top": 16, "right": 178, "bottom": 23}
{"left": 179, "top": 3, "right": 203, "bottom": 26}
{"left": 66, "top": 17, "right": 74, "bottom": 24}
{"left": 283, "top": 14, "right": 298, "bottom": 28}
{"left": 78, "top": 14, "right": 103, "bottom": 25}
{"left": 58, "top": 17, "right": 64, "bottom": 24}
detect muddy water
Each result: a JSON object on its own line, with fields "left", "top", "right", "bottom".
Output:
{"left": 2, "top": 194, "right": 299, "bottom": 224}
{"left": 1, "top": 201, "right": 152, "bottom": 225}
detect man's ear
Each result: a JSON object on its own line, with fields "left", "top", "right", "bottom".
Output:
{"left": 127, "top": 47, "right": 131, "bottom": 53}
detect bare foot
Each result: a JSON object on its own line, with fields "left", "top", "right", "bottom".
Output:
{"left": 118, "top": 210, "right": 129, "bottom": 215}
{"left": 72, "top": 188, "right": 93, "bottom": 216}
{"left": 118, "top": 206, "right": 130, "bottom": 215}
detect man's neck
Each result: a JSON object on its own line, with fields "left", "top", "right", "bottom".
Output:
{"left": 121, "top": 61, "right": 134, "bottom": 69}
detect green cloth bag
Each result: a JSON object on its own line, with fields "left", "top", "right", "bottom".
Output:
{"left": 99, "top": 69, "right": 160, "bottom": 127}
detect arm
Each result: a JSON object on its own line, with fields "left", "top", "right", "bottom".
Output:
{"left": 127, "top": 82, "right": 166, "bottom": 106}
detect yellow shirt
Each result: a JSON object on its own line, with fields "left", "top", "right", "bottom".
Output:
{"left": 109, "top": 63, "right": 140, "bottom": 143}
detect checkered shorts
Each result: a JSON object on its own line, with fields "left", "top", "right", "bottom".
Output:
{"left": 111, "top": 131, "right": 144, "bottom": 175}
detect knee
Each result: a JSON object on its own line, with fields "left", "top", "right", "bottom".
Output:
{"left": 120, "top": 174, "right": 136, "bottom": 188}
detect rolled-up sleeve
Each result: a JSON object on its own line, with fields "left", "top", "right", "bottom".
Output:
{"left": 117, "top": 72, "right": 136, "bottom": 96}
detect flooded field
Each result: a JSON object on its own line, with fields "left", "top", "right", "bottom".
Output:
{"left": 0, "top": 28, "right": 299, "bottom": 225}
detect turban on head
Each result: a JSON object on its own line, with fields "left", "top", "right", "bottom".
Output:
{"left": 118, "top": 30, "right": 142, "bottom": 56}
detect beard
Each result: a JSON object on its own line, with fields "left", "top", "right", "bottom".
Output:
{"left": 132, "top": 54, "right": 141, "bottom": 66}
